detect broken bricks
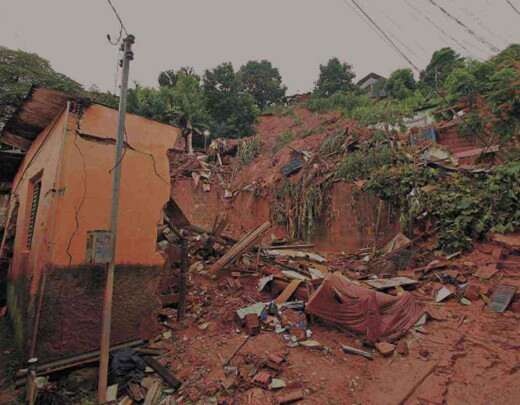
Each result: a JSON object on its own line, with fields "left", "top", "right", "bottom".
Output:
{"left": 244, "top": 313, "right": 261, "bottom": 336}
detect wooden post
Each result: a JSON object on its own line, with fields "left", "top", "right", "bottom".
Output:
{"left": 26, "top": 358, "right": 38, "bottom": 405}
{"left": 177, "top": 237, "right": 188, "bottom": 321}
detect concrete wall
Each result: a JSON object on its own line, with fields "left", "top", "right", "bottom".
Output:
{"left": 3, "top": 103, "right": 180, "bottom": 360}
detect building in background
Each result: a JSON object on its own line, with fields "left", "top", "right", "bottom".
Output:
{"left": 357, "top": 72, "right": 387, "bottom": 98}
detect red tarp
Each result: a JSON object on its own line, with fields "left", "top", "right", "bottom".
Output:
{"left": 306, "top": 272, "right": 424, "bottom": 342}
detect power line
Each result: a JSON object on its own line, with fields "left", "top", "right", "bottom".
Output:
{"left": 403, "top": 0, "right": 476, "bottom": 56}
{"left": 505, "top": 0, "right": 520, "bottom": 16}
{"left": 343, "top": 0, "right": 421, "bottom": 72}
{"left": 426, "top": 0, "right": 500, "bottom": 52}
{"left": 341, "top": 0, "right": 393, "bottom": 54}
{"left": 106, "top": 0, "right": 128, "bottom": 36}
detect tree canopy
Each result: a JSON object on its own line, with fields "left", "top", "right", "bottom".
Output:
{"left": 385, "top": 68, "right": 416, "bottom": 100}
{"left": 0, "top": 47, "right": 84, "bottom": 129}
{"left": 314, "top": 58, "right": 356, "bottom": 97}
{"left": 238, "top": 60, "right": 286, "bottom": 110}
{"left": 420, "top": 47, "right": 464, "bottom": 90}
{"left": 203, "top": 63, "right": 258, "bottom": 138}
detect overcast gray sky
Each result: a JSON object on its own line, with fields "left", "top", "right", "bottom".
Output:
{"left": 1, "top": 0, "right": 519, "bottom": 94}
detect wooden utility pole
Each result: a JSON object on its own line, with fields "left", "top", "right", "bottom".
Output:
{"left": 97, "top": 34, "right": 135, "bottom": 403}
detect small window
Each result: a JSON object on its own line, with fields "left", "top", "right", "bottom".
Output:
{"left": 26, "top": 177, "right": 42, "bottom": 249}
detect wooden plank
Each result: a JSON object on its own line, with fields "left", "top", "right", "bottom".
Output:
{"left": 209, "top": 222, "right": 271, "bottom": 273}
{"left": 143, "top": 380, "right": 161, "bottom": 405}
{"left": 364, "top": 277, "right": 418, "bottom": 290}
{"left": 275, "top": 279, "right": 303, "bottom": 305}
{"left": 16, "top": 339, "right": 145, "bottom": 378}
{"left": 142, "top": 356, "right": 182, "bottom": 391}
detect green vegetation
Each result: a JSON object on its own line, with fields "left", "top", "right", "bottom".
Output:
{"left": 272, "top": 178, "right": 333, "bottom": 241}
{"left": 336, "top": 144, "right": 404, "bottom": 182}
{"left": 238, "top": 136, "right": 262, "bottom": 165}
{"left": 384, "top": 68, "right": 416, "bottom": 100}
{"left": 272, "top": 131, "right": 295, "bottom": 154}
{"left": 238, "top": 60, "right": 287, "bottom": 110}
{"left": 314, "top": 57, "right": 356, "bottom": 97}
{"left": 364, "top": 160, "right": 520, "bottom": 253}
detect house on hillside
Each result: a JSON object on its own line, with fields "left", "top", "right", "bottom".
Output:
{"left": 357, "top": 72, "right": 387, "bottom": 98}
{"left": 0, "top": 87, "right": 181, "bottom": 361}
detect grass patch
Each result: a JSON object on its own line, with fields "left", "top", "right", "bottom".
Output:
{"left": 238, "top": 136, "right": 262, "bottom": 165}
{"left": 272, "top": 131, "right": 295, "bottom": 154}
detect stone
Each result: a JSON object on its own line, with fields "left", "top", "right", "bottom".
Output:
{"left": 269, "top": 378, "right": 287, "bottom": 390}
{"left": 375, "top": 342, "right": 396, "bottom": 357}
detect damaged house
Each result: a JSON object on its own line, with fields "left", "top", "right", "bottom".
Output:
{"left": 0, "top": 87, "right": 180, "bottom": 361}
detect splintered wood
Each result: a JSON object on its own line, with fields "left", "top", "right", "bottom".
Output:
{"left": 209, "top": 221, "right": 271, "bottom": 273}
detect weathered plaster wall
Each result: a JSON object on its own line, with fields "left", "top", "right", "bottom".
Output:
{"left": 5, "top": 110, "right": 68, "bottom": 348}
{"left": 4, "top": 104, "right": 180, "bottom": 359}
{"left": 52, "top": 105, "right": 179, "bottom": 267}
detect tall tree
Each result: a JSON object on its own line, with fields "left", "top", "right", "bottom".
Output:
{"left": 158, "top": 66, "right": 198, "bottom": 88}
{"left": 0, "top": 46, "right": 83, "bottom": 130}
{"left": 314, "top": 58, "right": 356, "bottom": 97}
{"left": 158, "top": 69, "right": 177, "bottom": 88}
{"left": 170, "top": 72, "right": 210, "bottom": 154}
{"left": 385, "top": 68, "right": 417, "bottom": 100}
{"left": 238, "top": 60, "right": 287, "bottom": 110}
{"left": 420, "top": 47, "right": 464, "bottom": 90}
{"left": 203, "top": 63, "right": 258, "bottom": 138}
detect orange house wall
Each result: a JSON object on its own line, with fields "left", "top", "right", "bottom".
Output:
{"left": 8, "top": 110, "right": 68, "bottom": 297}
{"left": 51, "top": 104, "right": 178, "bottom": 267}
{"left": 5, "top": 103, "right": 180, "bottom": 358}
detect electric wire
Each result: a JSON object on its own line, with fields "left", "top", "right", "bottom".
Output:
{"left": 342, "top": 0, "right": 421, "bottom": 72}
{"left": 505, "top": 0, "right": 520, "bottom": 16}
{"left": 426, "top": 0, "right": 500, "bottom": 52}
{"left": 403, "top": 0, "right": 476, "bottom": 56}
{"left": 106, "top": 0, "right": 128, "bottom": 36}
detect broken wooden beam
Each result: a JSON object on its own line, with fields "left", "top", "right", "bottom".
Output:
{"left": 16, "top": 339, "right": 146, "bottom": 379}
{"left": 209, "top": 222, "right": 271, "bottom": 273}
{"left": 142, "top": 356, "right": 182, "bottom": 391}
{"left": 275, "top": 279, "right": 303, "bottom": 305}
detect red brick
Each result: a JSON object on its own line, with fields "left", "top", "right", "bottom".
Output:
{"left": 396, "top": 340, "right": 409, "bottom": 356}
{"left": 464, "top": 283, "right": 481, "bottom": 301}
{"left": 244, "top": 313, "right": 260, "bottom": 336}
{"left": 252, "top": 371, "right": 272, "bottom": 388}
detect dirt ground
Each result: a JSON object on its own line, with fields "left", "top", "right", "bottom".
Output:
{"left": 146, "top": 240, "right": 520, "bottom": 405}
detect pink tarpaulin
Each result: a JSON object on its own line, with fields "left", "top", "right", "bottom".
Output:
{"left": 306, "top": 272, "right": 424, "bottom": 342}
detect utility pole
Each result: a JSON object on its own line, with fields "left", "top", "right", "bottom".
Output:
{"left": 97, "top": 34, "right": 135, "bottom": 404}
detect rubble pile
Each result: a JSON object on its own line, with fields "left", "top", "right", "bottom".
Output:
{"left": 9, "top": 76, "right": 520, "bottom": 404}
